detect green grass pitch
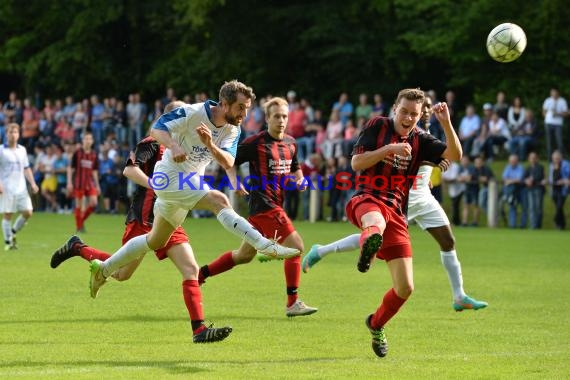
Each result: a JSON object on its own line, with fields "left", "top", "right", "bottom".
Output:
{"left": 0, "top": 213, "right": 568, "bottom": 379}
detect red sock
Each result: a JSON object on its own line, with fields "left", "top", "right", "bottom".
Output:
{"left": 74, "top": 208, "right": 83, "bottom": 230}
{"left": 371, "top": 288, "right": 408, "bottom": 328}
{"left": 284, "top": 255, "right": 301, "bottom": 307}
{"left": 82, "top": 206, "right": 95, "bottom": 224}
{"left": 182, "top": 279, "right": 205, "bottom": 333}
{"left": 359, "top": 225, "right": 382, "bottom": 249}
{"left": 79, "top": 246, "right": 111, "bottom": 262}
{"left": 206, "top": 252, "right": 235, "bottom": 277}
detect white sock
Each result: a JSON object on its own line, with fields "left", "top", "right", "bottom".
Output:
{"left": 101, "top": 235, "right": 150, "bottom": 277}
{"left": 440, "top": 250, "right": 466, "bottom": 300}
{"left": 216, "top": 208, "right": 270, "bottom": 250}
{"left": 2, "top": 219, "right": 12, "bottom": 243}
{"left": 317, "top": 234, "right": 360, "bottom": 258}
{"left": 12, "top": 215, "right": 27, "bottom": 233}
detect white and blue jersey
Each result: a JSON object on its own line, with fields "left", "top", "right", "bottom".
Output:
{"left": 153, "top": 100, "right": 240, "bottom": 177}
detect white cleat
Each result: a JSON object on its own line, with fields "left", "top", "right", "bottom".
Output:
{"left": 257, "top": 242, "right": 300, "bottom": 259}
{"left": 286, "top": 300, "right": 318, "bottom": 317}
{"left": 89, "top": 259, "right": 108, "bottom": 299}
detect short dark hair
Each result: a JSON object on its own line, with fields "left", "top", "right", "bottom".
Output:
{"left": 395, "top": 88, "right": 425, "bottom": 106}
{"left": 219, "top": 80, "right": 256, "bottom": 105}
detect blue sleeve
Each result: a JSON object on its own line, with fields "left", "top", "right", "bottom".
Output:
{"left": 221, "top": 127, "right": 241, "bottom": 158}
{"left": 153, "top": 107, "right": 187, "bottom": 132}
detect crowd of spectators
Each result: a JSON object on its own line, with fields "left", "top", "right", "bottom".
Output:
{"left": 0, "top": 86, "right": 568, "bottom": 229}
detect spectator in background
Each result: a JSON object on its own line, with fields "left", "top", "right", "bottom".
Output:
{"left": 21, "top": 98, "right": 40, "bottom": 153}
{"left": 3, "top": 91, "right": 19, "bottom": 124}
{"left": 332, "top": 92, "right": 353, "bottom": 126}
{"left": 458, "top": 104, "right": 481, "bottom": 158}
{"left": 548, "top": 150, "right": 570, "bottom": 230}
{"left": 442, "top": 160, "right": 465, "bottom": 226}
{"left": 242, "top": 99, "right": 264, "bottom": 138}
{"left": 493, "top": 91, "right": 509, "bottom": 121}
{"left": 0, "top": 101, "right": 5, "bottom": 143}
{"left": 72, "top": 102, "right": 88, "bottom": 143}
{"left": 445, "top": 90, "right": 458, "bottom": 127}
{"left": 38, "top": 143, "right": 58, "bottom": 212}
{"left": 509, "top": 109, "right": 537, "bottom": 160}
{"left": 484, "top": 111, "right": 510, "bottom": 161}
{"left": 161, "top": 87, "right": 176, "bottom": 108}
{"left": 300, "top": 98, "right": 315, "bottom": 123}
{"left": 502, "top": 154, "right": 525, "bottom": 228}
{"left": 523, "top": 152, "right": 545, "bottom": 229}
{"left": 430, "top": 166, "right": 443, "bottom": 203}
{"left": 320, "top": 109, "right": 344, "bottom": 159}
{"left": 370, "top": 93, "right": 387, "bottom": 118}
{"left": 90, "top": 95, "right": 105, "bottom": 148}
{"left": 287, "top": 99, "right": 309, "bottom": 162}
{"left": 62, "top": 96, "right": 76, "bottom": 124}
{"left": 542, "top": 88, "right": 568, "bottom": 157}
{"left": 507, "top": 96, "right": 526, "bottom": 133}
{"left": 300, "top": 153, "right": 323, "bottom": 221}
{"left": 355, "top": 93, "right": 373, "bottom": 122}
{"left": 53, "top": 144, "right": 71, "bottom": 214}
{"left": 460, "top": 156, "right": 480, "bottom": 226}
{"left": 473, "top": 156, "right": 494, "bottom": 215}
{"left": 112, "top": 100, "right": 128, "bottom": 145}
{"left": 147, "top": 100, "right": 164, "bottom": 125}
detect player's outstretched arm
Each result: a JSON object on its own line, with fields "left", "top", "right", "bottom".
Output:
{"left": 434, "top": 102, "right": 462, "bottom": 161}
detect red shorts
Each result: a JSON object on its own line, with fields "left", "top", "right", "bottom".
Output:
{"left": 248, "top": 207, "right": 295, "bottom": 244}
{"left": 74, "top": 188, "right": 98, "bottom": 198}
{"left": 122, "top": 221, "right": 189, "bottom": 260}
{"left": 345, "top": 194, "right": 412, "bottom": 261}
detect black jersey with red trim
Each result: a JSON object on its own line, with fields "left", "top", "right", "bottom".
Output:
{"left": 71, "top": 148, "right": 99, "bottom": 190}
{"left": 125, "top": 136, "right": 164, "bottom": 226}
{"left": 351, "top": 116, "right": 446, "bottom": 215}
{"left": 235, "top": 130, "right": 300, "bottom": 216}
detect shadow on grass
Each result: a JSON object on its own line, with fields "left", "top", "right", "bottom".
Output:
{"left": 0, "top": 360, "right": 208, "bottom": 375}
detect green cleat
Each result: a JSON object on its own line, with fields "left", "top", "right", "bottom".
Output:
{"left": 453, "top": 295, "right": 488, "bottom": 312}
{"left": 365, "top": 314, "right": 388, "bottom": 358}
{"left": 255, "top": 252, "right": 283, "bottom": 263}
{"left": 302, "top": 245, "right": 322, "bottom": 273}
{"left": 89, "top": 259, "right": 108, "bottom": 299}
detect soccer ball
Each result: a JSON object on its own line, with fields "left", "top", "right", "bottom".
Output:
{"left": 486, "top": 23, "right": 527, "bottom": 63}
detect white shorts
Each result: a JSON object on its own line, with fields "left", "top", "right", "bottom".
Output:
{"left": 153, "top": 168, "right": 211, "bottom": 227}
{"left": 407, "top": 195, "right": 449, "bottom": 230}
{"left": 0, "top": 191, "right": 33, "bottom": 213}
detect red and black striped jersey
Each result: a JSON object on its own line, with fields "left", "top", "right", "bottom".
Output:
{"left": 71, "top": 148, "right": 99, "bottom": 190}
{"left": 125, "top": 136, "right": 164, "bottom": 226}
{"left": 235, "top": 130, "right": 299, "bottom": 216}
{"left": 352, "top": 117, "right": 446, "bottom": 215}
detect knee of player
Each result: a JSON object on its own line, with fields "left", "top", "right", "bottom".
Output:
{"left": 22, "top": 210, "right": 33, "bottom": 218}
{"left": 439, "top": 234, "right": 456, "bottom": 251}
{"left": 207, "top": 191, "right": 231, "bottom": 213}
{"left": 395, "top": 283, "right": 414, "bottom": 299}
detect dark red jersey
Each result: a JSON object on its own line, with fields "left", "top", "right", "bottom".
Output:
{"left": 352, "top": 116, "right": 446, "bottom": 215}
{"left": 125, "top": 136, "right": 164, "bottom": 226}
{"left": 235, "top": 131, "right": 299, "bottom": 216}
{"left": 71, "top": 148, "right": 99, "bottom": 191}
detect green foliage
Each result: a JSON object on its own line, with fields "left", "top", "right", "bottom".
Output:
{"left": 1, "top": 0, "right": 569, "bottom": 109}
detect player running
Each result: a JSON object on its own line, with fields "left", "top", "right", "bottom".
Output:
{"left": 87, "top": 80, "right": 299, "bottom": 298}
{"left": 198, "top": 97, "right": 317, "bottom": 317}
{"left": 0, "top": 123, "right": 39, "bottom": 250}
{"left": 51, "top": 101, "right": 232, "bottom": 343}
{"left": 301, "top": 97, "right": 487, "bottom": 314}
